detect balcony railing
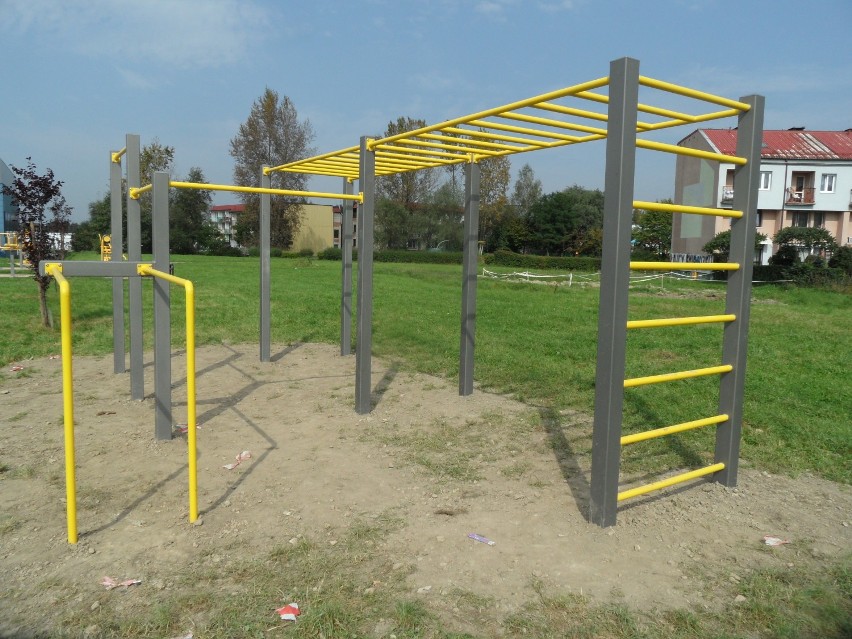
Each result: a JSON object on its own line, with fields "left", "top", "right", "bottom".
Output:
{"left": 720, "top": 187, "right": 734, "bottom": 204}
{"left": 785, "top": 187, "right": 815, "bottom": 205}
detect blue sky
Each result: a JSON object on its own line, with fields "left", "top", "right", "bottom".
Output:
{"left": 2, "top": 0, "right": 850, "bottom": 223}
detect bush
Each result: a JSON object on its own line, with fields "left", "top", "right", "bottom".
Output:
{"left": 485, "top": 249, "right": 601, "bottom": 272}
{"left": 269, "top": 247, "right": 283, "bottom": 258}
{"left": 247, "top": 246, "right": 260, "bottom": 257}
{"left": 205, "top": 245, "right": 243, "bottom": 257}
{"left": 298, "top": 248, "right": 314, "bottom": 258}
{"left": 828, "top": 246, "right": 852, "bottom": 275}
{"left": 768, "top": 245, "right": 799, "bottom": 267}
{"left": 374, "top": 250, "right": 462, "bottom": 265}
{"left": 318, "top": 247, "right": 342, "bottom": 260}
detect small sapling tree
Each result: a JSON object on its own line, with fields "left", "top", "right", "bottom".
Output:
{"left": 1, "top": 158, "right": 65, "bottom": 326}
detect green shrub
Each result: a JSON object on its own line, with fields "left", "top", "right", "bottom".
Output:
{"left": 205, "top": 245, "right": 243, "bottom": 257}
{"left": 318, "top": 247, "right": 342, "bottom": 260}
{"left": 374, "top": 250, "right": 462, "bottom": 265}
{"left": 269, "top": 247, "right": 283, "bottom": 258}
{"left": 769, "top": 245, "right": 799, "bottom": 267}
{"left": 298, "top": 248, "right": 314, "bottom": 258}
{"left": 247, "top": 246, "right": 260, "bottom": 257}
{"left": 828, "top": 246, "right": 852, "bottom": 275}
{"left": 486, "top": 249, "right": 600, "bottom": 271}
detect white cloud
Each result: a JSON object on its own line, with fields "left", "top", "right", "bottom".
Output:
{"left": 3, "top": 0, "right": 271, "bottom": 70}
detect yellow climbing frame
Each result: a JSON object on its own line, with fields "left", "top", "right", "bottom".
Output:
{"left": 266, "top": 74, "right": 751, "bottom": 180}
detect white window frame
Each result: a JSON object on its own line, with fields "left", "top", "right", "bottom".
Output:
{"left": 820, "top": 173, "right": 836, "bottom": 193}
{"left": 759, "top": 171, "right": 772, "bottom": 190}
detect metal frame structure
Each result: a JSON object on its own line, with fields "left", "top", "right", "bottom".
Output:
{"left": 266, "top": 57, "right": 764, "bottom": 525}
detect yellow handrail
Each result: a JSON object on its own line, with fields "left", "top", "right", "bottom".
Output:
{"left": 129, "top": 181, "right": 363, "bottom": 203}
{"left": 626, "top": 314, "right": 736, "bottom": 329}
{"left": 635, "top": 139, "right": 747, "bottom": 165}
{"left": 632, "top": 200, "right": 743, "bottom": 219}
{"left": 624, "top": 364, "right": 733, "bottom": 388}
{"left": 621, "top": 414, "right": 729, "bottom": 446}
{"left": 44, "top": 263, "right": 78, "bottom": 544}
{"left": 137, "top": 264, "right": 198, "bottom": 523}
{"left": 630, "top": 261, "right": 739, "bottom": 271}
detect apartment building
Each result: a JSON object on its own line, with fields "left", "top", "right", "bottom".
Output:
{"left": 673, "top": 129, "right": 852, "bottom": 262}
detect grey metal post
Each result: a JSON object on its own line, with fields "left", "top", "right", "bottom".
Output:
{"left": 260, "top": 167, "right": 271, "bottom": 362}
{"left": 715, "top": 95, "right": 765, "bottom": 485}
{"left": 126, "top": 134, "right": 144, "bottom": 400}
{"left": 355, "top": 137, "right": 375, "bottom": 414}
{"left": 589, "top": 57, "right": 640, "bottom": 528}
{"left": 340, "top": 178, "right": 354, "bottom": 356}
{"left": 109, "top": 151, "right": 126, "bottom": 373}
{"left": 152, "top": 171, "right": 172, "bottom": 440}
{"left": 459, "top": 162, "right": 480, "bottom": 396}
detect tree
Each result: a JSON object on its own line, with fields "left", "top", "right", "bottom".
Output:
{"left": 139, "top": 139, "right": 175, "bottom": 252}
{"left": 478, "top": 151, "right": 511, "bottom": 252}
{"left": 702, "top": 228, "right": 769, "bottom": 262}
{"left": 773, "top": 226, "right": 838, "bottom": 256}
{"left": 510, "top": 163, "right": 542, "bottom": 219}
{"left": 375, "top": 198, "right": 412, "bottom": 250}
{"left": 170, "top": 168, "right": 217, "bottom": 254}
{"left": 526, "top": 186, "right": 604, "bottom": 256}
{"left": 48, "top": 195, "right": 73, "bottom": 259}
{"left": 1, "top": 158, "right": 65, "bottom": 326}
{"left": 632, "top": 200, "right": 673, "bottom": 260}
{"left": 376, "top": 116, "right": 438, "bottom": 209}
{"left": 230, "top": 89, "right": 315, "bottom": 248}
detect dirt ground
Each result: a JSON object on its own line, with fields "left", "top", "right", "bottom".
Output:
{"left": 1, "top": 342, "right": 849, "bottom": 637}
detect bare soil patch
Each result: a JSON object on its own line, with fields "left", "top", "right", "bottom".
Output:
{"left": 1, "top": 343, "right": 849, "bottom": 636}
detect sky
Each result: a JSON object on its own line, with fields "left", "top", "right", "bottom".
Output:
{"left": 1, "top": 0, "right": 851, "bottom": 223}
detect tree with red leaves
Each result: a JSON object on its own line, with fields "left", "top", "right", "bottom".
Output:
{"left": 1, "top": 158, "right": 65, "bottom": 326}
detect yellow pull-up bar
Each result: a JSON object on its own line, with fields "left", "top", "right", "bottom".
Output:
{"left": 128, "top": 181, "right": 364, "bottom": 203}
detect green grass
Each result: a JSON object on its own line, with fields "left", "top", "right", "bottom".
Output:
{"left": 2, "top": 254, "right": 850, "bottom": 638}
{"left": 2, "top": 255, "right": 849, "bottom": 483}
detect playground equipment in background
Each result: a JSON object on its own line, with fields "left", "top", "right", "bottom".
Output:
{"left": 1, "top": 231, "right": 23, "bottom": 276}
{"left": 45, "top": 57, "right": 763, "bottom": 536}
{"left": 98, "top": 233, "right": 112, "bottom": 261}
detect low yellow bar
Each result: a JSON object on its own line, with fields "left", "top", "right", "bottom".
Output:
{"left": 636, "top": 139, "right": 747, "bottom": 165}
{"left": 111, "top": 147, "right": 127, "bottom": 164}
{"left": 169, "top": 181, "right": 363, "bottom": 202}
{"left": 129, "top": 183, "right": 153, "bottom": 199}
{"left": 633, "top": 200, "right": 742, "bottom": 219}
{"left": 630, "top": 261, "right": 739, "bottom": 271}
{"left": 617, "top": 463, "right": 725, "bottom": 501}
{"left": 137, "top": 265, "right": 198, "bottom": 523}
{"left": 45, "top": 263, "right": 78, "bottom": 544}
{"left": 639, "top": 75, "right": 751, "bottom": 111}
{"left": 621, "top": 415, "right": 729, "bottom": 446}
{"left": 627, "top": 314, "right": 735, "bottom": 329}
{"left": 624, "top": 365, "right": 732, "bottom": 388}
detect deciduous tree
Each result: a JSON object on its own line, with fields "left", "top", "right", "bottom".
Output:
{"left": 170, "top": 168, "right": 218, "bottom": 254}
{"left": 632, "top": 200, "right": 673, "bottom": 260}
{"left": 1, "top": 158, "right": 65, "bottom": 326}
{"left": 229, "top": 89, "right": 315, "bottom": 248}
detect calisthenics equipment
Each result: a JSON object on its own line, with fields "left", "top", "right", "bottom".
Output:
{"left": 265, "top": 57, "right": 763, "bottom": 527}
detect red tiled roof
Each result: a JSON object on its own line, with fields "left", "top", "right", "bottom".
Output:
{"left": 700, "top": 129, "right": 852, "bottom": 160}
{"left": 210, "top": 204, "right": 245, "bottom": 212}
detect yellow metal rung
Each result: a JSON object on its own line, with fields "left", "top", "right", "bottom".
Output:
{"left": 630, "top": 261, "right": 739, "bottom": 271}
{"left": 618, "top": 463, "right": 725, "bottom": 501}
{"left": 627, "top": 314, "right": 735, "bottom": 329}
{"left": 632, "top": 200, "right": 743, "bottom": 219}
{"left": 624, "top": 364, "right": 732, "bottom": 388}
{"left": 621, "top": 414, "right": 729, "bottom": 446}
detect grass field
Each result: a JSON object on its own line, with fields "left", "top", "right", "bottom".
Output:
{"left": 1, "top": 254, "right": 850, "bottom": 638}
{"left": 2, "top": 253, "right": 849, "bottom": 484}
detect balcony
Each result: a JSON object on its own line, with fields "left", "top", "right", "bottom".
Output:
{"left": 785, "top": 187, "right": 815, "bottom": 205}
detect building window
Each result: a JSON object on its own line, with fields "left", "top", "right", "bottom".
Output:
{"left": 792, "top": 212, "right": 809, "bottom": 227}
{"left": 813, "top": 212, "right": 825, "bottom": 228}
{"left": 333, "top": 229, "right": 339, "bottom": 239}
{"left": 759, "top": 171, "right": 771, "bottom": 190}
{"left": 755, "top": 210, "right": 763, "bottom": 227}
{"left": 820, "top": 174, "right": 836, "bottom": 193}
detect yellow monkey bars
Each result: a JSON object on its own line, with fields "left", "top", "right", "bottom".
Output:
{"left": 266, "top": 73, "right": 751, "bottom": 180}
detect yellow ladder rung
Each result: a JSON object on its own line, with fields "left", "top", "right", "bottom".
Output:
{"left": 617, "top": 463, "right": 725, "bottom": 501}
{"left": 630, "top": 261, "right": 739, "bottom": 271}
{"left": 621, "top": 414, "right": 729, "bottom": 446}
{"left": 624, "top": 364, "right": 732, "bottom": 388}
{"left": 627, "top": 314, "right": 735, "bottom": 329}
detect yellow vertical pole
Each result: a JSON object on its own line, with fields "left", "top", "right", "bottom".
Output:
{"left": 46, "top": 264, "right": 77, "bottom": 544}
{"left": 185, "top": 280, "right": 198, "bottom": 522}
